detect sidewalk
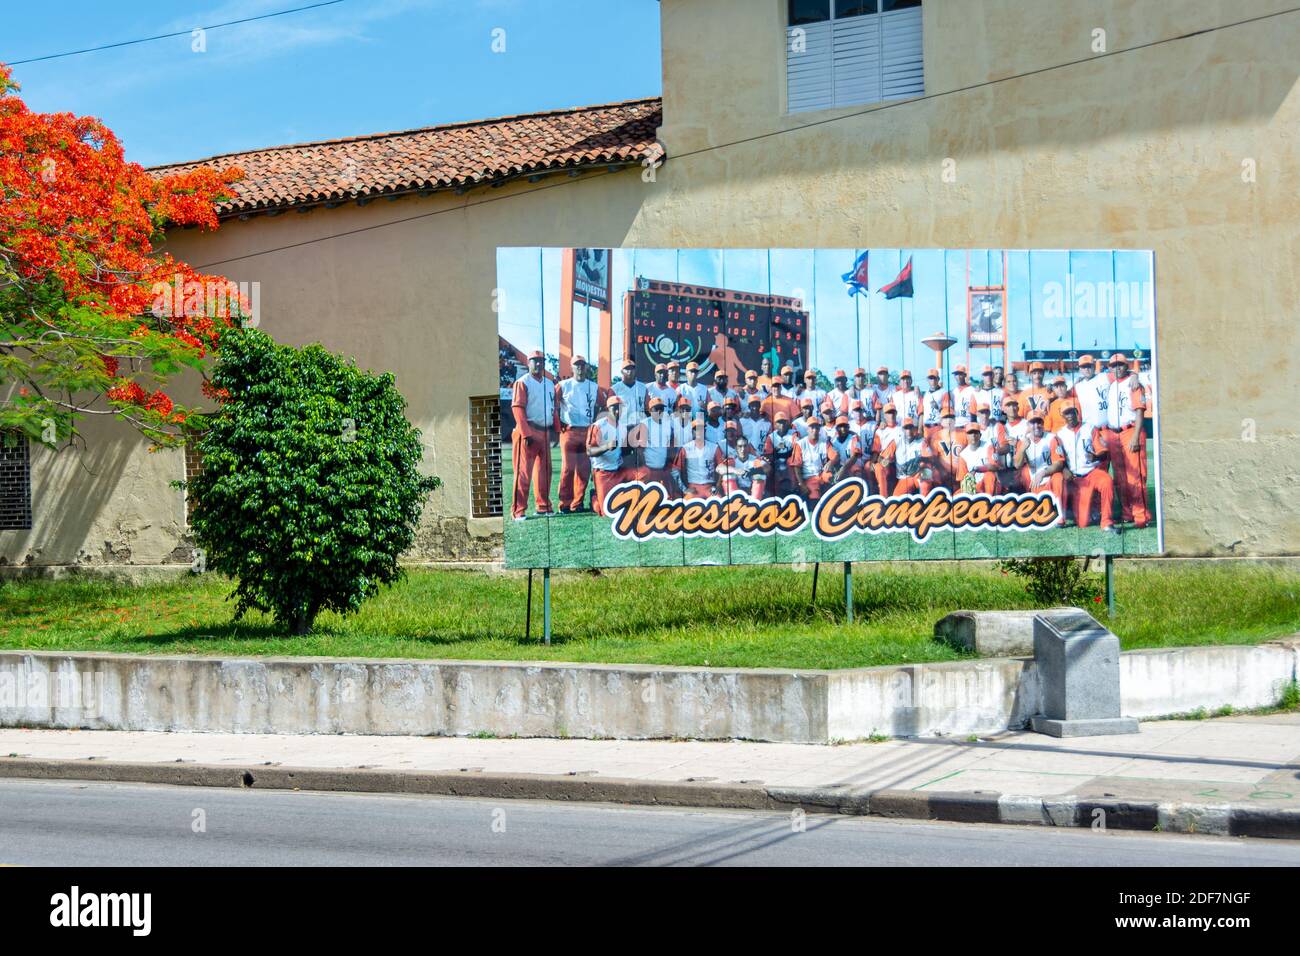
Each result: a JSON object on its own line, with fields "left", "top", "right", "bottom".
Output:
{"left": 2, "top": 713, "right": 1297, "bottom": 838}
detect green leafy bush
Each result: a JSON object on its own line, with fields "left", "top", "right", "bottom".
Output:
{"left": 185, "top": 327, "right": 439, "bottom": 633}
{"left": 996, "top": 556, "right": 1103, "bottom": 607}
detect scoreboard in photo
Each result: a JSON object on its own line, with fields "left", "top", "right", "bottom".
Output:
{"left": 624, "top": 277, "right": 808, "bottom": 384}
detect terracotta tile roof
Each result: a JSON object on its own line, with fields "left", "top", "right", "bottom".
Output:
{"left": 151, "top": 97, "right": 663, "bottom": 216}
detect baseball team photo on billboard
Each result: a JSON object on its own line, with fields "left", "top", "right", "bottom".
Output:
{"left": 496, "top": 248, "right": 1161, "bottom": 570}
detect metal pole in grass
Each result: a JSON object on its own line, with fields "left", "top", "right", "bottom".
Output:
{"left": 543, "top": 566, "right": 552, "bottom": 645}
{"left": 811, "top": 562, "right": 819, "bottom": 604}
{"left": 844, "top": 562, "right": 853, "bottom": 623}
{"left": 526, "top": 569, "right": 533, "bottom": 639}
{"left": 1105, "top": 556, "right": 1115, "bottom": 618}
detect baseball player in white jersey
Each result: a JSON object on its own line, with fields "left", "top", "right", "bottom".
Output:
{"left": 555, "top": 355, "right": 602, "bottom": 513}
{"left": 1100, "top": 353, "right": 1151, "bottom": 527}
{"left": 718, "top": 434, "right": 768, "bottom": 499}
{"left": 869, "top": 365, "right": 893, "bottom": 422}
{"left": 1054, "top": 400, "right": 1117, "bottom": 530}
{"left": 950, "top": 365, "right": 979, "bottom": 427}
{"left": 763, "top": 412, "right": 798, "bottom": 496}
{"left": 708, "top": 372, "right": 740, "bottom": 409}
{"left": 957, "top": 422, "right": 1001, "bottom": 494}
{"left": 921, "top": 368, "right": 950, "bottom": 443}
{"left": 672, "top": 420, "right": 723, "bottom": 499}
{"left": 676, "top": 361, "right": 709, "bottom": 417}
{"left": 612, "top": 358, "right": 649, "bottom": 428}
{"left": 648, "top": 363, "right": 679, "bottom": 413}
{"left": 826, "top": 369, "right": 853, "bottom": 417}
{"left": 1013, "top": 410, "right": 1066, "bottom": 522}
{"left": 827, "top": 415, "right": 865, "bottom": 484}
{"left": 740, "top": 394, "right": 773, "bottom": 451}
{"left": 976, "top": 365, "right": 1005, "bottom": 423}
{"left": 790, "top": 417, "right": 837, "bottom": 502}
{"left": 796, "top": 369, "right": 827, "bottom": 413}
{"left": 637, "top": 396, "right": 677, "bottom": 493}
{"left": 892, "top": 370, "right": 923, "bottom": 425}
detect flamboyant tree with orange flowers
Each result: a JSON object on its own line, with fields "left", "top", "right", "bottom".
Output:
{"left": 0, "top": 62, "right": 245, "bottom": 447}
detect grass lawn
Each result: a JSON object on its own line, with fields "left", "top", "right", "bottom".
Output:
{"left": 0, "top": 562, "right": 1294, "bottom": 670}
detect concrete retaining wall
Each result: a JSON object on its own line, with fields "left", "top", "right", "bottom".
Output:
{"left": 0, "top": 641, "right": 1294, "bottom": 743}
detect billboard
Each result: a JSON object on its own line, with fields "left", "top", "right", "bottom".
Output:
{"left": 497, "top": 248, "right": 1161, "bottom": 570}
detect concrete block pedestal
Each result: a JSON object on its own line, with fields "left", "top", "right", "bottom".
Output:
{"left": 1031, "top": 609, "right": 1139, "bottom": 737}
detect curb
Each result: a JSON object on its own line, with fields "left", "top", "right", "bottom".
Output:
{"left": 1, "top": 758, "right": 1296, "bottom": 839}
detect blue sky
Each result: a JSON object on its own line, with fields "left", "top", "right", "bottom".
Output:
{"left": 498, "top": 248, "right": 1156, "bottom": 384}
{"left": 3, "top": 0, "right": 663, "bottom": 166}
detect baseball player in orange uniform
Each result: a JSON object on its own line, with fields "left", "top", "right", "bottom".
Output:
{"left": 871, "top": 403, "right": 903, "bottom": 495}
{"left": 764, "top": 412, "right": 798, "bottom": 496}
{"left": 555, "top": 354, "right": 603, "bottom": 513}
{"left": 648, "top": 363, "right": 679, "bottom": 412}
{"left": 790, "top": 417, "right": 838, "bottom": 502}
{"left": 827, "top": 415, "right": 865, "bottom": 484}
{"left": 1042, "top": 375, "right": 1072, "bottom": 433}
{"left": 931, "top": 406, "right": 965, "bottom": 491}
{"left": 956, "top": 422, "right": 1002, "bottom": 494}
{"left": 1021, "top": 361, "right": 1054, "bottom": 423}
{"left": 1014, "top": 410, "right": 1067, "bottom": 522}
{"left": 890, "top": 418, "right": 937, "bottom": 496}
{"left": 511, "top": 350, "right": 560, "bottom": 519}
{"left": 1101, "top": 353, "right": 1150, "bottom": 528}
{"left": 1054, "top": 400, "right": 1117, "bottom": 530}
{"left": 991, "top": 395, "right": 1029, "bottom": 491}
{"left": 921, "top": 369, "right": 950, "bottom": 444}
{"left": 586, "top": 394, "right": 629, "bottom": 517}
{"left": 760, "top": 377, "right": 800, "bottom": 426}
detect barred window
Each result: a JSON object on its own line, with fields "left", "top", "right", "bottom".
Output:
{"left": 469, "top": 395, "right": 503, "bottom": 518}
{"left": 0, "top": 431, "right": 33, "bottom": 531}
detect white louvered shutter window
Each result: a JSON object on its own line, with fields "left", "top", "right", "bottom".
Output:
{"left": 787, "top": 1, "right": 923, "bottom": 114}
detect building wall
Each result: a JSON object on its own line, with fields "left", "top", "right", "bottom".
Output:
{"left": 4, "top": 0, "right": 1297, "bottom": 567}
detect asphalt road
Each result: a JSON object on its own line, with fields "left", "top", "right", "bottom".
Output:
{"left": 1, "top": 779, "right": 1298, "bottom": 867}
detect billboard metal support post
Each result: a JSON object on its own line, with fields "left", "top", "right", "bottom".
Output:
{"left": 844, "top": 562, "right": 853, "bottom": 623}
{"left": 811, "top": 562, "right": 819, "bottom": 604}
{"left": 543, "top": 567, "right": 552, "bottom": 645}
{"left": 525, "top": 569, "right": 533, "bottom": 639}
{"left": 1105, "top": 556, "right": 1115, "bottom": 618}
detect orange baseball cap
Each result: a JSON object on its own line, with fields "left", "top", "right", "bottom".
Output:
{"left": 876, "top": 364, "right": 889, "bottom": 374}
{"left": 605, "top": 394, "right": 623, "bottom": 406}
{"left": 953, "top": 364, "right": 968, "bottom": 374}
{"left": 1029, "top": 361, "right": 1045, "bottom": 372}
{"left": 965, "top": 423, "right": 982, "bottom": 433}
{"left": 686, "top": 361, "right": 700, "bottom": 370}
{"left": 976, "top": 403, "right": 991, "bottom": 413}
{"left": 725, "top": 421, "right": 739, "bottom": 431}
{"left": 675, "top": 396, "right": 691, "bottom": 408}
{"left": 1077, "top": 355, "right": 1095, "bottom": 366}
{"left": 1003, "top": 395, "right": 1020, "bottom": 408}
{"left": 621, "top": 357, "right": 636, "bottom": 369}
{"left": 572, "top": 354, "right": 587, "bottom": 365}
{"left": 745, "top": 369, "right": 758, "bottom": 379}
{"left": 941, "top": 406, "right": 956, "bottom": 418}
{"left": 724, "top": 396, "right": 740, "bottom": 406}
{"left": 902, "top": 417, "right": 919, "bottom": 428}
{"left": 1059, "top": 399, "right": 1081, "bottom": 413}
{"left": 849, "top": 398, "right": 865, "bottom": 410}
{"left": 780, "top": 364, "right": 794, "bottom": 374}
{"left": 854, "top": 367, "right": 867, "bottom": 376}
{"left": 833, "top": 368, "right": 847, "bottom": 379}
{"left": 707, "top": 401, "right": 722, "bottom": 412}
{"left": 747, "top": 394, "right": 762, "bottom": 405}
{"left": 529, "top": 350, "right": 544, "bottom": 360}
{"left": 927, "top": 368, "right": 941, "bottom": 378}
{"left": 1053, "top": 375, "right": 1067, "bottom": 385}
{"left": 800, "top": 397, "right": 814, "bottom": 407}
{"left": 804, "top": 369, "right": 818, "bottom": 379}
{"left": 1027, "top": 411, "right": 1045, "bottom": 422}
{"left": 774, "top": 411, "right": 790, "bottom": 422}
{"left": 805, "top": 416, "right": 822, "bottom": 427}
{"left": 899, "top": 369, "right": 912, "bottom": 379}
{"left": 835, "top": 415, "right": 850, "bottom": 426}
{"left": 882, "top": 402, "right": 897, "bottom": 413}
{"left": 654, "top": 362, "right": 667, "bottom": 373}
{"left": 648, "top": 397, "right": 665, "bottom": 410}
{"left": 982, "top": 365, "right": 994, "bottom": 374}
{"left": 691, "top": 416, "right": 706, "bottom": 427}
{"left": 1109, "top": 353, "right": 1130, "bottom": 365}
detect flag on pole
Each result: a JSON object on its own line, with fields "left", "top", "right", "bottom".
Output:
{"left": 879, "top": 256, "right": 914, "bottom": 299}
{"left": 842, "top": 251, "right": 870, "bottom": 297}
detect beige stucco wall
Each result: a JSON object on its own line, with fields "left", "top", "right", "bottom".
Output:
{"left": 4, "top": 0, "right": 1296, "bottom": 566}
